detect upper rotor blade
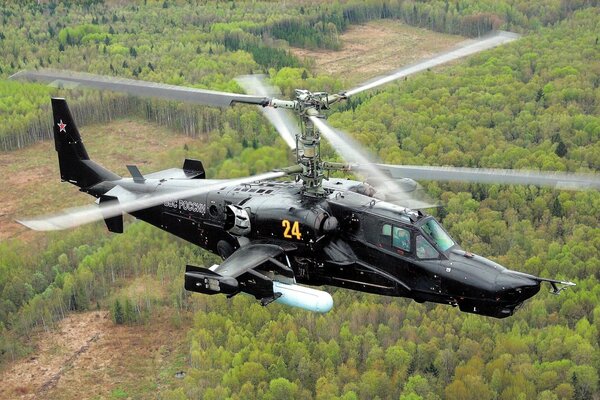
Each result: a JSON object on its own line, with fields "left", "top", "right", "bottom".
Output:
{"left": 18, "top": 171, "right": 285, "bottom": 231}
{"left": 309, "top": 116, "right": 437, "bottom": 208}
{"left": 310, "top": 116, "right": 375, "bottom": 164}
{"left": 11, "top": 69, "right": 271, "bottom": 107}
{"left": 372, "top": 164, "right": 600, "bottom": 191}
{"left": 236, "top": 75, "right": 298, "bottom": 150}
{"left": 345, "top": 31, "right": 520, "bottom": 97}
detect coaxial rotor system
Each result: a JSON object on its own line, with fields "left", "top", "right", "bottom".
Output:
{"left": 12, "top": 30, "right": 599, "bottom": 209}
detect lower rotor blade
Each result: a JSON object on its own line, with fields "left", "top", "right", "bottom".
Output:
{"left": 373, "top": 164, "right": 600, "bottom": 191}
{"left": 18, "top": 171, "right": 285, "bottom": 231}
{"left": 309, "top": 116, "right": 437, "bottom": 208}
{"left": 236, "top": 75, "right": 298, "bottom": 150}
{"left": 345, "top": 31, "right": 520, "bottom": 97}
{"left": 11, "top": 69, "right": 270, "bottom": 107}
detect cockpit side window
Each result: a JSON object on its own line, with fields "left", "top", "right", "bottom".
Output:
{"left": 382, "top": 224, "right": 392, "bottom": 237}
{"left": 379, "top": 223, "right": 392, "bottom": 248}
{"left": 392, "top": 226, "right": 411, "bottom": 252}
{"left": 416, "top": 235, "right": 439, "bottom": 259}
{"left": 379, "top": 223, "right": 412, "bottom": 255}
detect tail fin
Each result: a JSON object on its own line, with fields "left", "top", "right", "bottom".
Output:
{"left": 51, "top": 98, "right": 120, "bottom": 189}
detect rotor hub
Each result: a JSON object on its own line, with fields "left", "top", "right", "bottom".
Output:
{"left": 287, "top": 90, "right": 346, "bottom": 196}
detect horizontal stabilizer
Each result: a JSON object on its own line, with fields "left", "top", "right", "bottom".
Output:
{"left": 143, "top": 159, "right": 206, "bottom": 180}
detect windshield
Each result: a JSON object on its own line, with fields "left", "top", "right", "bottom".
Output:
{"left": 421, "top": 218, "right": 455, "bottom": 251}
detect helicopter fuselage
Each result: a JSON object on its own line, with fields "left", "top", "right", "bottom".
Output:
{"left": 96, "top": 175, "right": 541, "bottom": 319}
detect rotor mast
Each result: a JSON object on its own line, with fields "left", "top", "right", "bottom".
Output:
{"left": 270, "top": 91, "right": 346, "bottom": 195}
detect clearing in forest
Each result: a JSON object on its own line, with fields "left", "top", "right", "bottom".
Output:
{"left": 290, "top": 20, "right": 465, "bottom": 85}
{"left": 0, "top": 310, "right": 188, "bottom": 400}
{"left": 0, "top": 119, "right": 192, "bottom": 241}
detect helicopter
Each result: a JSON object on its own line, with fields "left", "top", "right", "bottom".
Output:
{"left": 13, "top": 31, "right": 598, "bottom": 318}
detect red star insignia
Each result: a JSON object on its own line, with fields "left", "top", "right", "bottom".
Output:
{"left": 57, "top": 120, "right": 67, "bottom": 133}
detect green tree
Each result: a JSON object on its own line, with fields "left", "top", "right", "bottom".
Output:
{"left": 555, "top": 140, "right": 568, "bottom": 157}
{"left": 112, "top": 298, "right": 124, "bottom": 325}
{"left": 264, "top": 378, "right": 300, "bottom": 400}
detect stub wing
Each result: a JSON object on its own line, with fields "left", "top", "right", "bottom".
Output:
{"left": 145, "top": 159, "right": 206, "bottom": 180}
{"left": 185, "top": 244, "right": 333, "bottom": 313}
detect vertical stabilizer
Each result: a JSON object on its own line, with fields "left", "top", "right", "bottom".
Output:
{"left": 51, "top": 97, "right": 120, "bottom": 189}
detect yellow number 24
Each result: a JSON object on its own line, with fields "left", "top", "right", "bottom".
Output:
{"left": 282, "top": 220, "right": 302, "bottom": 240}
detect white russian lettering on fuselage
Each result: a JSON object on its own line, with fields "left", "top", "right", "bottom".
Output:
{"left": 163, "top": 200, "right": 206, "bottom": 214}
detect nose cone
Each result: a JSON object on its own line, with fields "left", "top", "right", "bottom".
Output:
{"left": 496, "top": 271, "right": 540, "bottom": 303}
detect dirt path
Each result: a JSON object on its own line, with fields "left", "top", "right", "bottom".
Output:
{"left": 0, "top": 310, "right": 187, "bottom": 399}
{"left": 0, "top": 312, "right": 108, "bottom": 399}
{"left": 291, "top": 20, "right": 465, "bottom": 85}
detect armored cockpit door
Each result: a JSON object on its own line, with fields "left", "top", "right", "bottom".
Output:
{"left": 414, "top": 234, "right": 442, "bottom": 295}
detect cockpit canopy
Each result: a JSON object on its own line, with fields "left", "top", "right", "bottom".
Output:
{"left": 376, "top": 216, "right": 456, "bottom": 260}
{"left": 420, "top": 218, "right": 455, "bottom": 251}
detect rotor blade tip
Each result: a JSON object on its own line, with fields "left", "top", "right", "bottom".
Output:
{"left": 16, "top": 219, "right": 59, "bottom": 231}
{"left": 9, "top": 70, "right": 24, "bottom": 80}
{"left": 496, "top": 30, "right": 521, "bottom": 40}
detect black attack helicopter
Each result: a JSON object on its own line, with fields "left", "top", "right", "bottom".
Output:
{"left": 14, "top": 31, "right": 598, "bottom": 318}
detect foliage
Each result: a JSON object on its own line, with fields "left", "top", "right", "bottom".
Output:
{"left": 1, "top": 0, "right": 598, "bottom": 149}
{"left": 0, "top": 1, "right": 599, "bottom": 399}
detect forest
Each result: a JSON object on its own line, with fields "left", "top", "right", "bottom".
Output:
{"left": 0, "top": 0, "right": 599, "bottom": 399}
